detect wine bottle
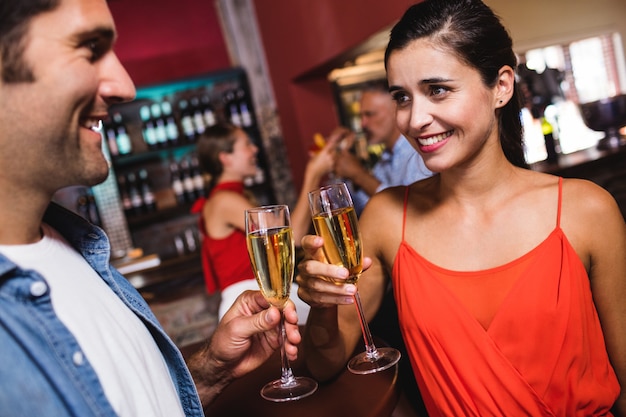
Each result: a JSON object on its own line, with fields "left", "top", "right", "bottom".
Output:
{"left": 169, "top": 160, "right": 186, "bottom": 204}
{"left": 190, "top": 96, "right": 206, "bottom": 136}
{"left": 179, "top": 158, "right": 196, "bottom": 203}
{"left": 138, "top": 168, "right": 157, "bottom": 212}
{"left": 201, "top": 94, "right": 217, "bottom": 127}
{"left": 140, "top": 105, "right": 158, "bottom": 149}
{"left": 235, "top": 88, "right": 253, "bottom": 127}
{"left": 126, "top": 172, "right": 143, "bottom": 216}
{"left": 178, "top": 99, "right": 196, "bottom": 142}
{"left": 151, "top": 102, "right": 168, "bottom": 148}
{"left": 104, "top": 119, "right": 119, "bottom": 157}
{"left": 190, "top": 155, "right": 206, "bottom": 198}
{"left": 117, "top": 174, "right": 133, "bottom": 217}
{"left": 223, "top": 90, "right": 242, "bottom": 127}
{"left": 162, "top": 100, "right": 180, "bottom": 146}
{"left": 229, "top": 103, "right": 242, "bottom": 127}
{"left": 112, "top": 112, "right": 132, "bottom": 155}
{"left": 240, "top": 102, "right": 253, "bottom": 127}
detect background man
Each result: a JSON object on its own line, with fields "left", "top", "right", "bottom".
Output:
{"left": 334, "top": 81, "right": 432, "bottom": 214}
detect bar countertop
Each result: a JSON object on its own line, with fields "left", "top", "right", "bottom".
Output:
{"left": 530, "top": 144, "right": 626, "bottom": 176}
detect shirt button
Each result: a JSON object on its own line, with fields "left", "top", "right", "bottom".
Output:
{"left": 29, "top": 281, "right": 48, "bottom": 297}
{"left": 73, "top": 351, "right": 85, "bottom": 366}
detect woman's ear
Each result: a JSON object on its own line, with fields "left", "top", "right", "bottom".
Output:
{"left": 218, "top": 151, "right": 231, "bottom": 168}
{"left": 495, "top": 65, "right": 515, "bottom": 108}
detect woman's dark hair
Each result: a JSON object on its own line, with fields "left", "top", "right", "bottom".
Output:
{"left": 196, "top": 123, "right": 240, "bottom": 190}
{"left": 0, "top": 0, "right": 59, "bottom": 82}
{"left": 385, "top": 0, "right": 528, "bottom": 168}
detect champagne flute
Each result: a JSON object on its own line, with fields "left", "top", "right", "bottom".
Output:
{"left": 308, "top": 183, "right": 401, "bottom": 374}
{"left": 245, "top": 205, "right": 318, "bottom": 402}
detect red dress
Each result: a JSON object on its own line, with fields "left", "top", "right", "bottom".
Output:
{"left": 191, "top": 182, "right": 254, "bottom": 294}
{"left": 392, "top": 178, "right": 619, "bottom": 416}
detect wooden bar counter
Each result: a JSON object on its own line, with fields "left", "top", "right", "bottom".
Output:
{"left": 187, "top": 343, "right": 401, "bottom": 417}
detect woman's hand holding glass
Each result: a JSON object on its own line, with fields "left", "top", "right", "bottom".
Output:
{"left": 305, "top": 183, "right": 400, "bottom": 374}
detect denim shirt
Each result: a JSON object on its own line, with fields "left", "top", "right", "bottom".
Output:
{"left": 0, "top": 203, "right": 204, "bottom": 417}
{"left": 352, "top": 135, "right": 432, "bottom": 214}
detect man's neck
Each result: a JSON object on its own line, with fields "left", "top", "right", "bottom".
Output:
{"left": 0, "top": 187, "right": 50, "bottom": 245}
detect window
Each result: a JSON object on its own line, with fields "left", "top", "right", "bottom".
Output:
{"left": 520, "top": 33, "right": 626, "bottom": 163}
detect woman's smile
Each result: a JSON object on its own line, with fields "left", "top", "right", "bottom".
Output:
{"left": 416, "top": 130, "right": 454, "bottom": 152}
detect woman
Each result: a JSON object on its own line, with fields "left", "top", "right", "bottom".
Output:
{"left": 296, "top": 0, "right": 625, "bottom": 415}
{"left": 192, "top": 123, "right": 337, "bottom": 323}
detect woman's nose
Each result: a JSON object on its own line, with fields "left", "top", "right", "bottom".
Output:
{"left": 408, "top": 102, "right": 434, "bottom": 132}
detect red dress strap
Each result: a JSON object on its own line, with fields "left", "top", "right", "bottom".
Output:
{"left": 556, "top": 177, "right": 563, "bottom": 228}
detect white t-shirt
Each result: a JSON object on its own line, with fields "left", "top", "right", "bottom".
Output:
{"left": 0, "top": 224, "right": 185, "bottom": 417}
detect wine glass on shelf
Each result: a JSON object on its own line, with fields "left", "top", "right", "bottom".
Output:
{"left": 245, "top": 205, "right": 318, "bottom": 402}
{"left": 308, "top": 182, "right": 401, "bottom": 375}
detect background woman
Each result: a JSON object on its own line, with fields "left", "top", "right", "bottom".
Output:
{"left": 193, "top": 123, "right": 337, "bottom": 323}
{"left": 297, "top": 0, "right": 625, "bottom": 415}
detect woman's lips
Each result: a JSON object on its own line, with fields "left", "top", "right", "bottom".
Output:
{"left": 417, "top": 130, "right": 453, "bottom": 147}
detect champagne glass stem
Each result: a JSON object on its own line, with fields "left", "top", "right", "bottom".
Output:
{"left": 353, "top": 290, "right": 380, "bottom": 361}
{"left": 278, "top": 310, "right": 297, "bottom": 387}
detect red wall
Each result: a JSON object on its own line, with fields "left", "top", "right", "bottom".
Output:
{"left": 108, "top": 0, "right": 231, "bottom": 88}
{"left": 252, "top": 0, "right": 415, "bottom": 187}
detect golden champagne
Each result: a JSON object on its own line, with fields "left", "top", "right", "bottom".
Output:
{"left": 312, "top": 206, "right": 362, "bottom": 284}
{"left": 309, "top": 184, "right": 401, "bottom": 374}
{"left": 246, "top": 226, "right": 294, "bottom": 308}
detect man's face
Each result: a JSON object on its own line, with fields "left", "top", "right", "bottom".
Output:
{"left": 0, "top": 0, "right": 136, "bottom": 196}
{"left": 359, "top": 90, "right": 398, "bottom": 147}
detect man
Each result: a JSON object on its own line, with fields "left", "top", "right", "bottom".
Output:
{"left": 0, "top": 1, "right": 300, "bottom": 416}
{"left": 334, "top": 81, "right": 432, "bottom": 214}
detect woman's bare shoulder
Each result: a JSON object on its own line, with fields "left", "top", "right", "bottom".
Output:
{"left": 364, "top": 185, "right": 408, "bottom": 215}
{"left": 560, "top": 177, "right": 624, "bottom": 260}
{"left": 203, "top": 190, "right": 252, "bottom": 229}
{"left": 360, "top": 185, "right": 414, "bottom": 258}
{"left": 562, "top": 177, "right": 620, "bottom": 218}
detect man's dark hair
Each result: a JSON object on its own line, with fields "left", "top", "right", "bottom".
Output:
{"left": 361, "top": 79, "right": 390, "bottom": 95}
{"left": 0, "top": 0, "right": 59, "bottom": 82}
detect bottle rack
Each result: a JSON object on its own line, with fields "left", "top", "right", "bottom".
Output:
{"left": 103, "top": 68, "right": 275, "bottom": 260}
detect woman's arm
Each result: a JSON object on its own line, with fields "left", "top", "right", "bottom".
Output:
{"left": 291, "top": 135, "right": 340, "bottom": 245}
{"left": 567, "top": 180, "right": 626, "bottom": 416}
{"left": 296, "top": 191, "right": 394, "bottom": 381}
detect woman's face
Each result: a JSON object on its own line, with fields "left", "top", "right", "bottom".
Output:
{"left": 225, "top": 128, "right": 258, "bottom": 177}
{"left": 386, "top": 38, "right": 506, "bottom": 173}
